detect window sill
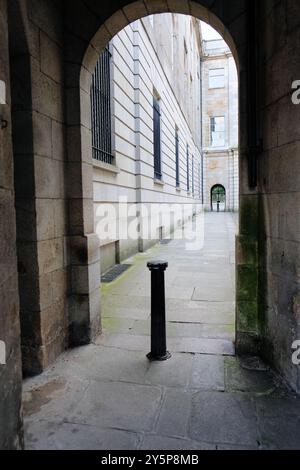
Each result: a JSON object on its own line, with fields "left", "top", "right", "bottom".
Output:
{"left": 154, "top": 178, "right": 164, "bottom": 186}
{"left": 93, "top": 159, "right": 120, "bottom": 174}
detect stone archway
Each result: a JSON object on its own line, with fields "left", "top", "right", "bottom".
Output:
{"left": 7, "top": 0, "right": 259, "bottom": 376}
{"left": 64, "top": 0, "right": 257, "bottom": 361}
{"left": 66, "top": 0, "right": 243, "bottom": 352}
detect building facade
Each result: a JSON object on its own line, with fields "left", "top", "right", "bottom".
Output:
{"left": 92, "top": 14, "right": 204, "bottom": 273}
{"left": 91, "top": 16, "right": 239, "bottom": 273}
{"left": 201, "top": 28, "right": 239, "bottom": 212}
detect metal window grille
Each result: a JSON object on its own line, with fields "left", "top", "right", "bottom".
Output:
{"left": 175, "top": 129, "right": 180, "bottom": 187}
{"left": 153, "top": 96, "right": 162, "bottom": 180}
{"left": 91, "top": 47, "right": 114, "bottom": 164}
{"left": 192, "top": 156, "right": 194, "bottom": 195}
{"left": 199, "top": 163, "right": 201, "bottom": 199}
{"left": 187, "top": 145, "right": 190, "bottom": 192}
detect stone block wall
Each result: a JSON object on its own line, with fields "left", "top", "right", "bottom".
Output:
{"left": 8, "top": 0, "right": 70, "bottom": 375}
{"left": 257, "top": 0, "right": 300, "bottom": 392}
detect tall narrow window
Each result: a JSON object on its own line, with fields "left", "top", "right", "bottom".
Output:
{"left": 192, "top": 156, "right": 194, "bottom": 195}
{"left": 199, "top": 163, "right": 202, "bottom": 200}
{"left": 91, "top": 47, "right": 113, "bottom": 164}
{"left": 186, "top": 145, "right": 190, "bottom": 192}
{"left": 153, "top": 95, "right": 162, "bottom": 180}
{"left": 210, "top": 116, "right": 225, "bottom": 147}
{"left": 175, "top": 128, "right": 180, "bottom": 187}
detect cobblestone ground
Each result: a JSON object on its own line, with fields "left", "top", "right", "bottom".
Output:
{"left": 24, "top": 212, "right": 300, "bottom": 450}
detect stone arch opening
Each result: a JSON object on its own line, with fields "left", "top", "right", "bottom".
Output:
{"left": 68, "top": 0, "right": 241, "bottom": 352}
{"left": 8, "top": 0, "right": 255, "bottom": 377}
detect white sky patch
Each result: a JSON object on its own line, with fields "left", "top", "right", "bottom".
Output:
{"left": 200, "top": 21, "right": 222, "bottom": 40}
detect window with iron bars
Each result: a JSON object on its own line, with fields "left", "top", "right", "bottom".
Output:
{"left": 153, "top": 96, "right": 162, "bottom": 180}
{"left": 192, "top": 155, "right": 194, "bottom": 195}
{"left": 91, "top": 47, "right": 114, "bottom": 165}
{"left": 186, "top": 144, "right": 190, "bottom": 192}
{"left": 175, "top": 128, "right": 180, "bottom": 187}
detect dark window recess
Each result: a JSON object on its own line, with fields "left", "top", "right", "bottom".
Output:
{"left": 192, "top": 156, "right": 194, "bottom": 195}
{"left": 199, "top": 163, "right": 201, "bottom": 199}
{"left": 175, "top": 129, "right": 180, "bottom": 187}
{"left": 153, "top": 96, "right": 162, "bottom": 180}
{"left": 187, "top": 145, "right": 190, "bottom": 192}
{"left": 91, "top": 47, "right": 114, "bottom": 165}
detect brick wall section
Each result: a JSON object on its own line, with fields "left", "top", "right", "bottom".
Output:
{"left": 0, "top": 0, "right": 23, "bottom": 450}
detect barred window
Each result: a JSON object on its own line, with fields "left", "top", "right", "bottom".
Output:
{"left": 175, "top": 128, "right": 180, "bottom": 187}
{"left": 192, "top": 155, "right": 194, "bottom": 195}
{"left": 91, "top": 47, "right": 114, "bottom": 164}
{"left": 153, "top": 95, "right": 162, "bottom": 180}
{"left": 186, "top": 144, "right": 190, "bottom": 192}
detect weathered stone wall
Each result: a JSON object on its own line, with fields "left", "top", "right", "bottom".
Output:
{"left": 8, "top": 0, "right": 70, "bottom": 376}
{"left": 257, "top": 0, "right": 300, "bottom": 392}
{"left": 0, "top": 0, "right": 23, "bottom": 450}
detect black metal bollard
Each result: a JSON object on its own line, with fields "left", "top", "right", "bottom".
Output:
{"left": 147, "top": 260, "right": 171, "bottom": 361}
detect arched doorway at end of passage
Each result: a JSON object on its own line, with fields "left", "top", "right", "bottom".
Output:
{"left": 211, "top": 184, "right": 226, "bottom": 212}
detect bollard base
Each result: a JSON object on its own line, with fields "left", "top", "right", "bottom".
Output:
{"left": 147, "top": 351, "right": 172, "bottom": 362}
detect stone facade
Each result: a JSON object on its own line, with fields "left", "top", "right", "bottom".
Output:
{"left": 1, "top": 0, "right": 300, "bottom": 449}
{"left": 93, "top": 15, "right": 203, "bottom": 273}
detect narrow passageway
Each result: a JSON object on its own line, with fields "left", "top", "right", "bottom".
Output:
{"left": 23, "top": 213, "right": 300, "bottom": 450}
{"left": 100, "top": 211, "right": 236, "bottom": 357}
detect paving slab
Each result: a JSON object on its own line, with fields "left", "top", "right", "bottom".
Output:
{"left": 154, "top": 389, "right": 193, "bottom": 438}
{"left": 69, "top": 380, "right": 162, "bottom": 432}
{"left": 25, "top": 421, "right": 140, "bottom": 450}
{"left": 23, "top": 375, "right": 89, "bottom": 424}
{"left": 255, "top": 397, "right": 300, "bottom": 449}
{"left": 189, "top": 354, "right": 225, "bottom": 391}
{"left": 145, "top": 353, "right": 193, "bottom": 388}
{"left": 140, "top": 435, "right": 215, "bottom": 450}
{"left": 170, "top": 337, "right": 235, "bottom": 356}
{"left": 192, "top": 286, "right": 235, "bottom": 302}
{"left": 189, "top": 391, "right": 259, "bottom": 446}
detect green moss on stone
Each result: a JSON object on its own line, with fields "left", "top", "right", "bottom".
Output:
{"left": 237, "top": 266, "right": 258, "bottom": 302}
{"left": 240, "top": 195, "right": 258, "bottom": 239}
{"left": 237, "top": 301, "right": 258, "bottom": 332}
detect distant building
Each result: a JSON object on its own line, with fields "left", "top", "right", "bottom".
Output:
{"left": 201, "top": 24, "right": 239, "bottom": 212}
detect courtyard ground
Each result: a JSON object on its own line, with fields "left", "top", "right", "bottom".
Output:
{"left": 23, "top": 212, "right": 300, "bottom": 450}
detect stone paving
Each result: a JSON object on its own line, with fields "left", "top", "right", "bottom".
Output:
{"left": 23, "top": 212, "right": 300, "bottom": 450}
